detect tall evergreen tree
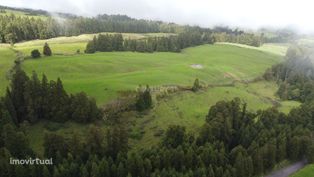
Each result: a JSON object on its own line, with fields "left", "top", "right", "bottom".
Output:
{"left": 43, "top": 42, "right": 52, "bottom": 56}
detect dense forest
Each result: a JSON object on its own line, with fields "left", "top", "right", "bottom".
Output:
{"left": 0, "top": 6, "right": 262, "bottom": 47}
{"left": 264, "top": 45, "right": 314, "bottom": 102}
{"left": 1, "top": 46, "right": 314, "bottom": 177}
{"left": 2, "top": 64, "right": 102, "bottom": 124}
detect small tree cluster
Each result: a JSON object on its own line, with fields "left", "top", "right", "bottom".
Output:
{"left": 85, "top": 34, "right": 124, "bottom": 53}
{"left": 43, "top": 42, "right": 52, "bottom": 56}
{"left": 136, "top": 85, "right": 152, "bottom": 111}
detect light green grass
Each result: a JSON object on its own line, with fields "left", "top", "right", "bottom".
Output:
{"left": 290, "top": 164, "right": 314, "bottom": 177}
{"left": 217, "top": 42, "right": 289, "bottom": 56}
{"left": 14, "top": 32, "right": 174, "bottom": 47}
{"left": 0, "top": 47, "right": 15, "bottom": 95}
{"left": 129, "top": 81, "right": 299, "bottom": 149}
{"left": 20, "top": 44, "right": 283, "bottom": 105}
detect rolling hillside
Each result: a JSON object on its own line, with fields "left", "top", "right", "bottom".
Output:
{"left": 20, "top": 44, "right": 283, "bottom": 104}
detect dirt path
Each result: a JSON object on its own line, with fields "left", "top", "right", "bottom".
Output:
{"left": 266, "top": 160, "right": 307, "bottom": 177}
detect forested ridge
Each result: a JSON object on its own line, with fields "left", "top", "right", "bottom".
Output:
{"left": 0, "top": 5, "right": 263, "bottom": 47}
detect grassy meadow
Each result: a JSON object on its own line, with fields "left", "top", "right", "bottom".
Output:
{"left": 0, "top": 47, "right": 15, "bottom": 95}
{"left": 217, "top": 42, "right": 289, "bottom": 56}
{"left": 129, "top": 81, "right": 300, "bottom": 148}
{"left": 19, "top": 44, "right": 283, "bottom": 104}
{"left": 290, "top": 164, "right": 314, "bottom": 177}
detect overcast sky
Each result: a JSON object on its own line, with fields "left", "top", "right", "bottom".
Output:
{"left": 1, "top": 0, "right": 314, "bottom": 33}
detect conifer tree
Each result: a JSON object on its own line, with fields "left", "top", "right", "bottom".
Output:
{"left": 43, "top": 42, "right": 52, "bottom": 56}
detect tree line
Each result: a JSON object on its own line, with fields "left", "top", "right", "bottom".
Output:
{"left": 0, "top": 12, "right": 205, "bottom": 44}
{"left": 85, "top": 32, "right": 215, "bottom": 53}
{"left": 1, "top": 7, "right": 262, "bottom": 47}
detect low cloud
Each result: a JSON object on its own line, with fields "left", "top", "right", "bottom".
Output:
{"left": 1, "top": 0, "right": 314, "bottom": 33}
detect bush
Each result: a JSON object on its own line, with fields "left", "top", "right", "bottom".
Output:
{"left": 31, "top": 49, "right": 41, "bottom": 58}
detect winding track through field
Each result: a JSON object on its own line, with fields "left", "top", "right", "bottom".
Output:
{"left": 265, "top": 160, "right": 307, "bottom": 177}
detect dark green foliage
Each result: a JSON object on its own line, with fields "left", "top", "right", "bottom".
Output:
{"left": 136, "top": 85, "right": 152, "bottom": 111}
{"left": 162, "top": 125, "right": 186, "bottom": 148}
{"left": 43, "top": 42, "right": 52, "bottom": 56}
{"left": 1, "top": 124, "right": 33, "bottom": 158}
{"left": 85, "top": 36, "right": 97, "bottom": 53}
{"left": 6, "top": 65, "right": 29, "bottom": 123}
{"left": 31, "top": 49, "right": 41, "bottom": 58}
{"left": 123, "top": 32, "right": 213, "bottom": 53}
{"left": 3, "top": 67, "right": 102, "bottom": 124}
{"left": 70, "top": 92, "right": 102, "bottom": 123}
{"left": 192, "top": 78, "right": 201, "bottom": 92}
{"left": 86, "top": 32, "right": 213, "bottom": 53}
{"left": 43, "top": 132, "right": 68, "bottom": 161}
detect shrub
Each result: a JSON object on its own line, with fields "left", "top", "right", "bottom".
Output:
{"left": 31, "top": 49, "right": 41, "bottom": 58}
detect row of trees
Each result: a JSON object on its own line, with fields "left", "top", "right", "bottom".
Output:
{"left": 85, "top": 32, "right": 215, "bottom": 53}
{"left": 264, "top": 45, "right": 314, "bottom": 102}
{"left": 2, "top": 97, "right": 314, "bottom": 177}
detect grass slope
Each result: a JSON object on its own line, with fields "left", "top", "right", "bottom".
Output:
{"left": 26, "top": 81, "right": 300, "bottom": 154}
{"left": 129, "top": 81, "right": 300, "bottom": 149}
{"left": 217, "top": 42, "right": 289, "bottom": 56}
{"left": 21, "top": 44, "right": 283, "bottom": 104}
{"left": 290, "top": 164, "right": 314, "bottom": 177}
{"left": 0, "top": 47, "right": 15, "bottom": 95}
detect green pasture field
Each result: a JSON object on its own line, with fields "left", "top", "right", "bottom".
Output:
{"left": 0, "top": 47, "right": 15, "bottom": 95}
{"left": 19, "top": 44, "right": 283, "bottom": 105}
{"left": 216, "top": 42, "right": 289, "bottom": 56}
{"left": 290, "top": 164, "right": 314, "bottom": 177}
